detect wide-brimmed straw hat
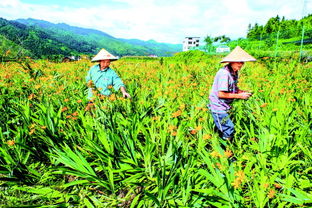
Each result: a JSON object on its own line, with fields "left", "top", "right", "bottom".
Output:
{"left": 91, "top": 48, "right": 119, "bottom": 62}
{"left": 220, "top": 46, "right": 256, "bottom": 63}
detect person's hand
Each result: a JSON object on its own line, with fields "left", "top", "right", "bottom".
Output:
{"left": 240, "top": 92, "right": 252, "bottom": 99}
{"left": 122, "top": 92, "right": 131, "bottom": 98}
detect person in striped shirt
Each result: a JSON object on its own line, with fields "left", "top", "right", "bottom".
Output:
{"left": 208, "top": 46, "right": 256, "bottom": 141}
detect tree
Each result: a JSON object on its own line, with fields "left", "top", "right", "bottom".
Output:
{"left": 204, "top": 35, "right": 213, "bottom": 52}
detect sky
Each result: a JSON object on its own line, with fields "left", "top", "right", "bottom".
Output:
{"left": 0, "top": 0, "right": 311, "bottom": 44}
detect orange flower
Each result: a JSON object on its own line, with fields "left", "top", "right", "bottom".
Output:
{"left": 232, "top": 170, "right": 245, "bottom": 189}
{"left": 64, "top": 98, "right": 69, "bottom": 102}
{"left": 260, "top": 103, "right": 268, "bottom": 108}
{"left": 232, "top": 177, "right": 242, "bottom": 189}
{"left": 85, "top": 103, "right": 95, "bottom": 111}
{"left": 268, "top": 189, "right": 275, "bottom": 198}
{"left": 107, "top": 85, "right": 113, "bottom": 89}
{"left": 172, "top": 110, "right": 182, "bottom": 118}
{"left": 216, "top": 163, "right": 224, "bottom": 170}
{"left": 29, "top": 129, "right": 35, "bottom": 135}
{"left": 152, "top": 116, "right": 160, "bottom": 121}
{"left": 61, "top": 107, "right": 68, "bottom": 112}
{"left": 250, "top": 137, "right": 258, "bottom": 142}
{"left": 190, "top": 129, "right": 197, "bottom": 135}
{"left": 288, "top": 98, "right": 296, "bottom": 102}
{"left": 235, "top": 170, "right": 245, "bottom": 181}
{"left": 203, "top": 134, "right": 212, "bottom": 140}
{"left": 7, "top": 140, "right": 15, "bottom": 146}
{"left": 109, "top": 94, "right": 116, "bottom": 101}
{"left": 168, "top": 125, "right": 177, "bottom": 132}
{"left": 195, "top": 125, "right": 202, "bottom": 131}
{"left": 198, "top": 117, "right": 205, "bottom": 122}
{"left": 72, "top": 112, "right": 78, "bottom": 116}
{"left": 28, "top": 93, "right": 35, "bottom": 100}
{"left": 171, "top": 131, "right": 177, "bottom": 136}
{"left": 210, "top": 151, "right": 221, "bottom": 158}
{"left": 274, "top": 183, "right": 282, "bottom": 189}
{"left": 4, "top": 74, "right": 11, "bottom": 79}
{"left": 77, "top": 100, "right": 82, "bottom": 103}
{"left": 224, "top": 149, "right": 233, "bottom": 158}
{"left": 87, "top": 80, "right": 93, "bottom": 87}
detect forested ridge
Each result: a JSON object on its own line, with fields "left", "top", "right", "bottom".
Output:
{"left": 0, "top": 17, "right": 182, "bottom": 59}
{"left": 247, "top": 14, "right": 312, "bottom": 41}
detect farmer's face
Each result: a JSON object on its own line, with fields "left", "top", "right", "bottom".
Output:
{"left": 230, "top": 62, "right": 244, "bottom": 72}
{"left": 99, "top": 59, "right": 110, "bottom": 70}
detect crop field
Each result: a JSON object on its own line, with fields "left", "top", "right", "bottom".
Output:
{"left": 0, "top": 53, "right": 311, "bottom": 207}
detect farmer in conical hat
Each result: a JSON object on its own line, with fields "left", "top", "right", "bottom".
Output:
{"left": 86, "top": 49, "right": 130, "bottom": 100}
{"left": 208, "top": 46, "right": 256, "bottom": 142}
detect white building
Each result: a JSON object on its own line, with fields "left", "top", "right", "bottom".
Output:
{"left": 183, "top": 37, "right": 200, "bottom": 51}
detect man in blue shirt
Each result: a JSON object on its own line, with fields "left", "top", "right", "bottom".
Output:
{"left": 86, "top": 49, "right": 131, "bottom": 100}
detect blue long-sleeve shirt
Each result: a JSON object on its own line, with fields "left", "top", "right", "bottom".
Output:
{"left": 86, "top": 64, "right": 125, "bottom": 100}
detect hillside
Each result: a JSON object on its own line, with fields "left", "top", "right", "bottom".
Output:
{"left": 15, "top": 18, "right": 182, "bottom": 57}
{"left": 0, "top": 17, "right": 182, "bottom": 59}
{"left": 0, "top": 18, "right": 76, "bottom": 59}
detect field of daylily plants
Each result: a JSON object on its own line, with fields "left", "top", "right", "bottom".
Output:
{"left": 0, "top": 51, "right": 311, "bottom": 207}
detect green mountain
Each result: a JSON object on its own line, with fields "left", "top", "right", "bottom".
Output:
{"left": 0, "top": 17, "right": 182, "bottom": 59}
{"left": 0, "top": 18, "right": 76, "bottom": 59}
{"left": 15, "top": 18, "right": 181, "bottom": 57}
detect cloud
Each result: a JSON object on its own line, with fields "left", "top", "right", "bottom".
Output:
{"left": 0, "top": 0, "right": 310, "bottom": 44}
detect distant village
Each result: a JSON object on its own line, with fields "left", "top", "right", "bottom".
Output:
{"left": 182, "top": 37, "right": 230, "bottom": 53}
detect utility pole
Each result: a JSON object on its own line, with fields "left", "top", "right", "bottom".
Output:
{"left": 299, "top": 0, "right": 308, "bottom": 61}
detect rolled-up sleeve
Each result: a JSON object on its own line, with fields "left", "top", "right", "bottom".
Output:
{"left": 216, "top": 71, "right": 229, "bottom": 92}
{"left": 112, "top": 71, "right": 125, "bottom": 91}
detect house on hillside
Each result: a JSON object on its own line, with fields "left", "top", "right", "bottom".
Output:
{"left": 183, "top": 37, "right": 200, "bottom": 51}
{"left": 62, "top": 56, "right": 81, "bottom": 62}
{"left": 62, "top": 56, "right": 75, "bottom": 62}
{"left": 216, "top": 45, "right": 230, "bottom": 53}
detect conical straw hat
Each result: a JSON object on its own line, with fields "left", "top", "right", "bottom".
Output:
{"left": 91, "top": 48, "right": 119, "bottom": 62}
{"left": 220, "top": 46, "right": 256, "bottom": 63}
